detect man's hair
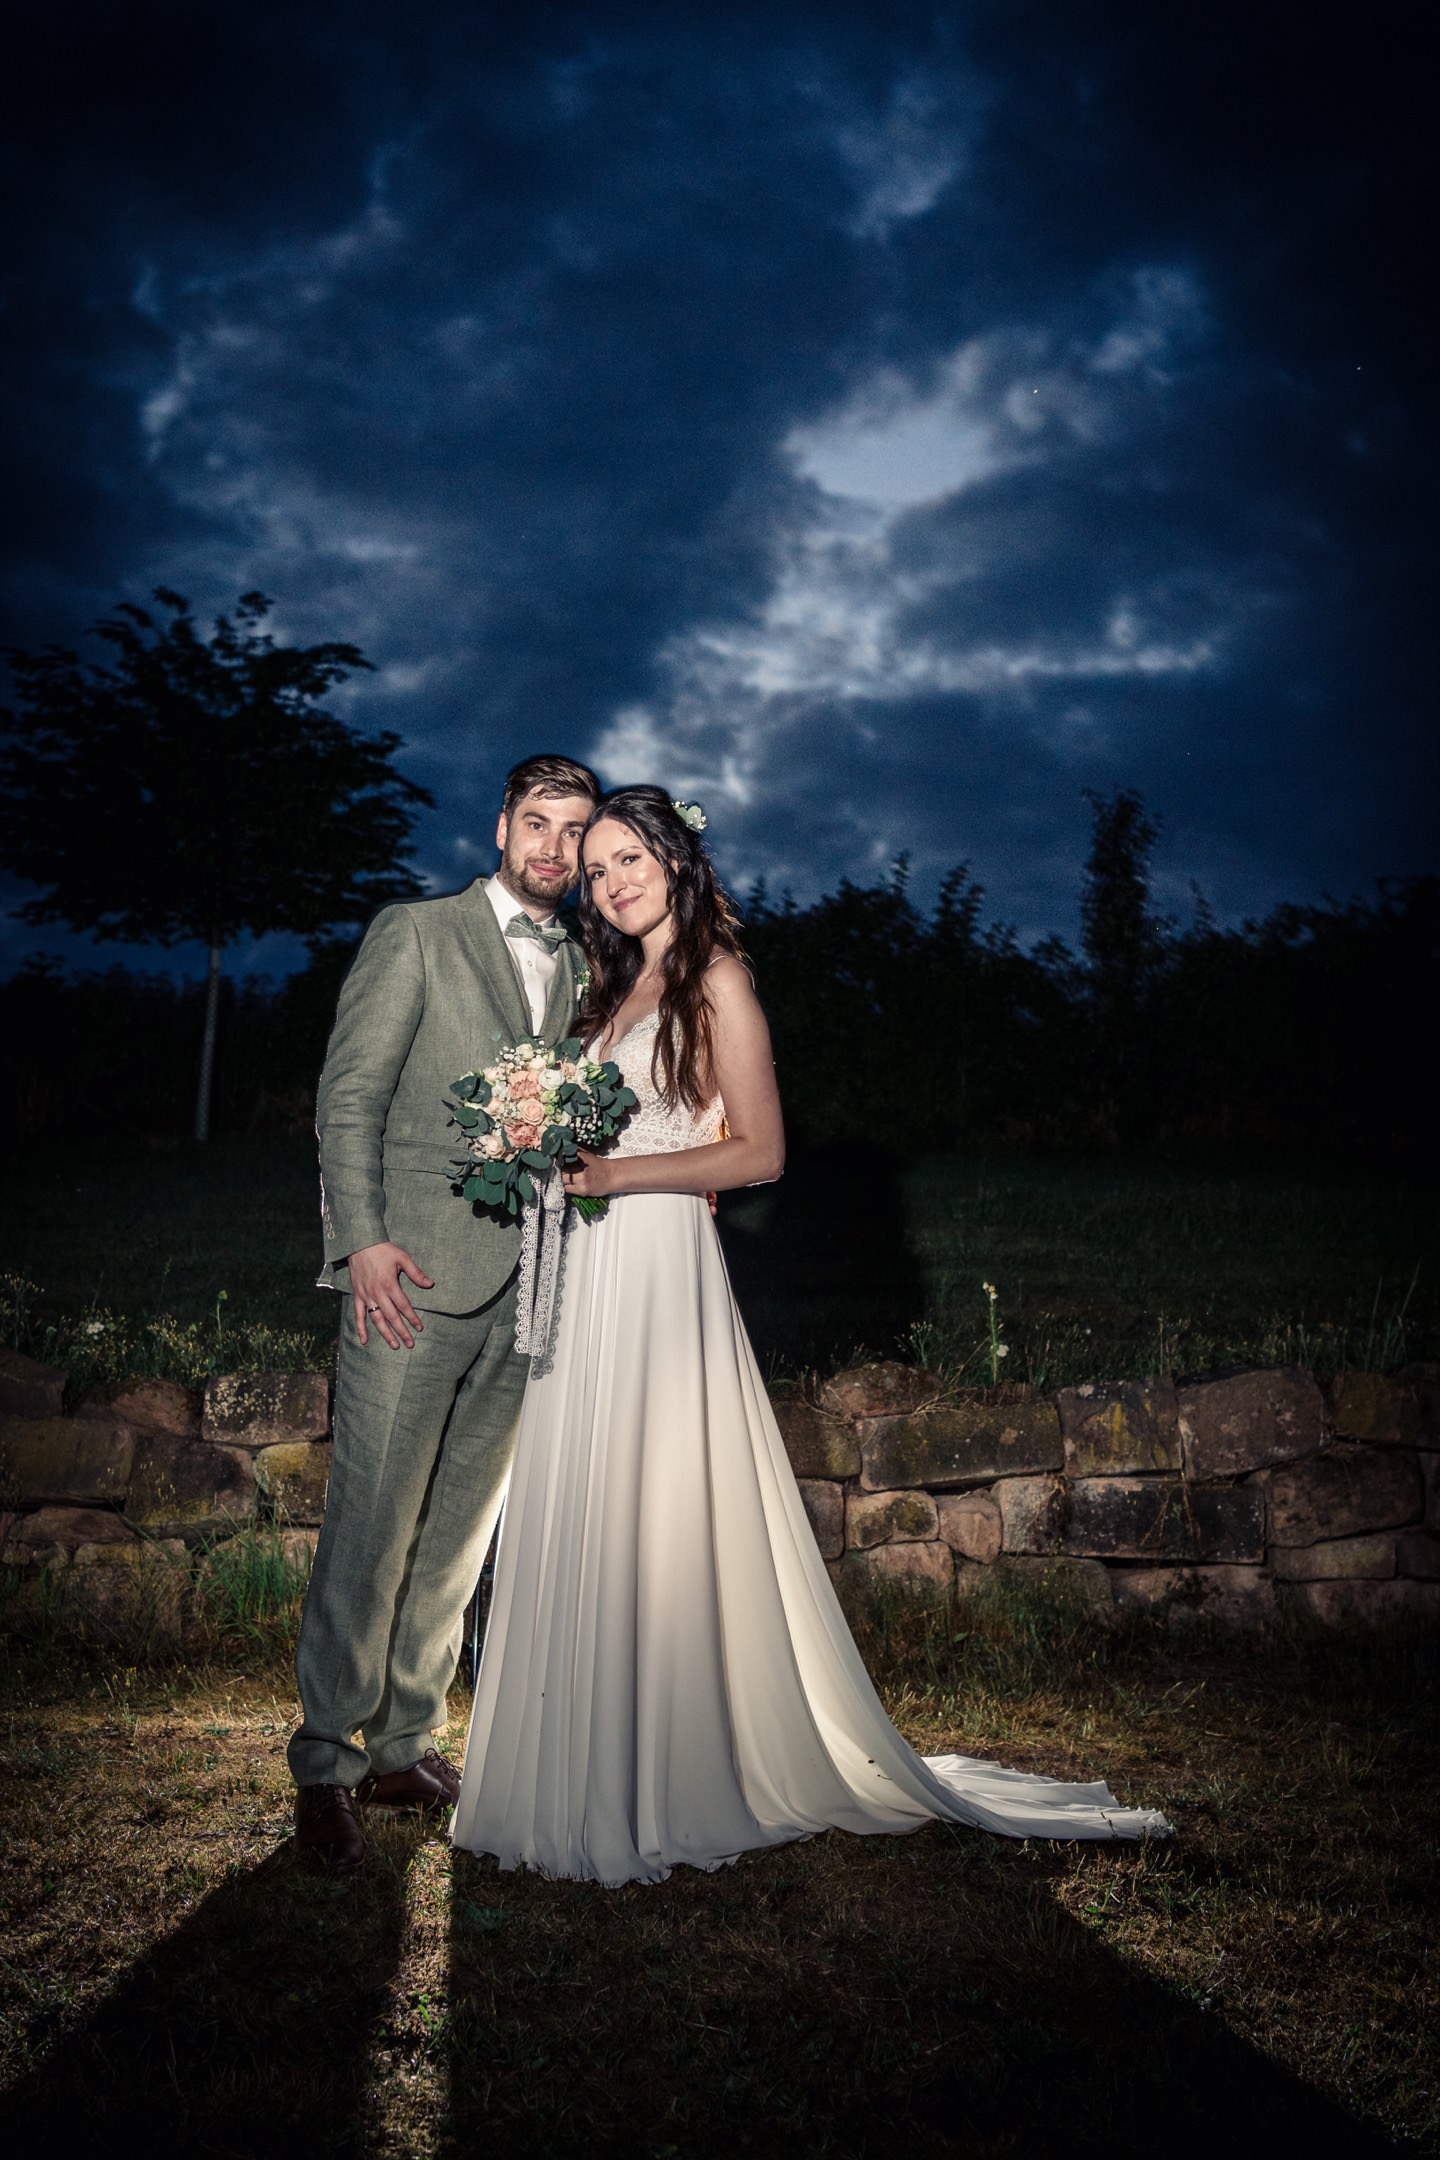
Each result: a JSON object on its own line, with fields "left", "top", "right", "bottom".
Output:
{"left": 502, "top": 753, "right": 601, "bottom": 820}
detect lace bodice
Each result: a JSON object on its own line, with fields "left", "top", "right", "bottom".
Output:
{"left": 597, "top": 1010, "right": 724, "bottom": 1157}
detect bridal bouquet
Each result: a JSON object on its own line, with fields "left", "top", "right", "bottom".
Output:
{"left": 448, "top": 1036, "right": 637, "bottom": 1222}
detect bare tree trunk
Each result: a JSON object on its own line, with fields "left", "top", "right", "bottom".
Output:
{"left": 194, "top": 940, "right": 223, "bottom": 1142}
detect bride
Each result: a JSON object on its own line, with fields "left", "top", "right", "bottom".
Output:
{"left": 450, "top": 786, "right": 1169, "bottom": 1883}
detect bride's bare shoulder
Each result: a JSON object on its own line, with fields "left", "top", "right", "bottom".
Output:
{"left": 704, "top": 951, "right": 757, "bottom": 999}
{"left": 704, "top": 952, "right": 766, "bottom": 1034}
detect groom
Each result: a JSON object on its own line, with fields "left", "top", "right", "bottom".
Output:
{"left": 290, "top": 751, "right": 600, "bottom": 1869}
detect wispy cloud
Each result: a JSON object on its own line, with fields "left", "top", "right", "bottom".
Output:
{"left": 0, "top": 6, "right": 1427, "bottom": 965}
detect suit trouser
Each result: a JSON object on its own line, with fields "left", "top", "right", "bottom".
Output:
{"left": 288, "top": 1274, "right": 527, "bottom": 1789}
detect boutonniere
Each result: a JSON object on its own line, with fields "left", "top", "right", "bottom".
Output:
{"left": 574, "top": 960, "right": 591, "bottom": 999}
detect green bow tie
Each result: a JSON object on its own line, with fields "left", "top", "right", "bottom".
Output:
{"left": 505, "top": 911, "right": 568, "bottom": 950}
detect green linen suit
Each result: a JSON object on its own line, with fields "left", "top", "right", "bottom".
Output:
{"left": 288, "top": 878, "right": 583, "bottom": 1789}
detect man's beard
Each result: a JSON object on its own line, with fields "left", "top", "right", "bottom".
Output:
{"left": 503, "top": 847, "right": 575, "bottom": 907}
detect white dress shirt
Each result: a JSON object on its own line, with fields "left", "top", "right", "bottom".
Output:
{"left": 484, "top": 874, "right": 561, "bottom": 1033}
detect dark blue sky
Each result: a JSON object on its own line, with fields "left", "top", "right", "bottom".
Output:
{"left": 2, "top": 1, "right": 1431, "bottom": 979}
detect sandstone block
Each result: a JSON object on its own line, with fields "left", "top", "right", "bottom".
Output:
{"left": 1262, "top": 1444, "right": 1422, "bottom": 1546}
{"left": 65, "top": 1538, "right": 189, "bottom": 1638}
{"left": 1056, "top": 1376, "right": 1181, "bottom": 1476}
{"left": 861, "top": 1396, "right": 1062, "bottom": 1492}
{"left": 1063, "top": 1478, "right": 1264, "bottom": 1563}
{"left": 936, "top": 1489, "right": 1001, "bottom": 1563}
{"left": 836, "top": 1539, "right": 954, "bottom": 1601}
{"left": 1397, "top": 1364, "right": 1440, "bottom": 1442}
{"left": 796, "top": 1479, "right": 843, "bottom": 1560}
{"left": 1327, "top": 1371, "right": 1425, "bottom": 1447}
{"left": 1178, "top": 1367, "right": 1323, "bottom": 1481}
{"left": 1422, "top": 1453, "right": 1440, "bottom": 1529}
{"left": 202, "top": 1371, "right": 330, "bottom": 1449}
{"left": 1111, "top": 1564, "right": 1276, "bottom": 1626}
{"left": 125, "top": 1434, "right": 257, "bottom": 1543}
{"left": 1395, "top": 1529, "right": 1440, "bottom": 1580}
{"left": 0, "top": 1349, "right": 65, "bottom": 1420}
{"left": 1270, "top": 1534, "right": 1396, "bottom": 1582}
{"left": 819, "top": 1361, "right": 943, "bottom": 1420}
{"left": 0, "top": 1415, "right": 135, "bottom": 1505}
{"left": 0, "top": 1505, "right": 137, "bottom": 1568}
{"left": 846, "top": 1488, "right": 939, "bottom": 1550}
{"left": 76, "top": 1378, "right": 198, "bottom": 1440}
{"left": 280, "top": 1528, "right": 320, "bottom": 1575}
{"left": 1287, "top": 1578, "right": 1440, "bottom": 1628}
{"left": 992, "top": 1554, "right": 1115, "bottom": 1616}
{"left": 771, "top": 1397, "right": 860, "bottom": 1480}
{"left": 254, "top": 1441, "right": 332, "bottom": 1525}
{"left": 996, "top": 1474, "right": 1067, "bottom": 1555}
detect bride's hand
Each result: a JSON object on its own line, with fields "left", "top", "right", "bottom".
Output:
{"left": 562, "top": 1149, "right": 617, "bottom": 1199}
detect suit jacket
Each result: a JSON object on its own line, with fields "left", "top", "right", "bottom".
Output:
{"left": 316, "top": 878, "right": 584, "bottom": 1315}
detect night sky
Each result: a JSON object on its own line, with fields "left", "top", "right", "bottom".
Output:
{"left": 2, "top": 1, "right": 1431, "bottom": 978}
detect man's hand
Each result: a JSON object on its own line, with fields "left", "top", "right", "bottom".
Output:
{"left": 348, "top": 1242, "right": 435, "bottom": 1349}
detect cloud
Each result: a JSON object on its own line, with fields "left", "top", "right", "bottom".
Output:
{"left": 590, "top": 272, "right": 1230, "bottom": 889}
{"left": 0, "top": 3, "right": 1430, "bottom": 973}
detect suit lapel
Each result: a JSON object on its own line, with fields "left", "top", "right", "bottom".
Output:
{"left": 458, "top": 880, "right": 531, "bottom": 1048}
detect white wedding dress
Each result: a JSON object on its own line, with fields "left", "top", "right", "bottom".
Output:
{"left": 451, "top": 1012, "right": 1170, "bottom": 1884}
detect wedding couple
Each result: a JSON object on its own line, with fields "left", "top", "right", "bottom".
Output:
{"left": 291, "top": 753, "right": 1168, "bottom": 1880}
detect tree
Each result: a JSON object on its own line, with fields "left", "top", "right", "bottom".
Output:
{"left": 1078, "top": 788, "right": 1172, "bottom": 1141}
{"left": 0, "top": 589, "right": 433, "bottom": 1138}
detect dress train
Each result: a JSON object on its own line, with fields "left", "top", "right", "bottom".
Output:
{"left": 451, "top": 1152, "right": 1169, "bottom": 1884}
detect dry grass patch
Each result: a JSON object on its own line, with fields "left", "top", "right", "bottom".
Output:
{"left": 0, "top": 1611, "right": 1434, "bottom": 2157}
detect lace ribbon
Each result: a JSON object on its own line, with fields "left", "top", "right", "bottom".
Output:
{"left": 513, "top": 1165, "right": 572, "bottom": 1377}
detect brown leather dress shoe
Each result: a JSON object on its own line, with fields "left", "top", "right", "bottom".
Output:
{"left": 355, "top": 1747, "right": 462, "bottom": 1813}
{"left": 294, "top": 1783, "right": 365, "bottom": 1872}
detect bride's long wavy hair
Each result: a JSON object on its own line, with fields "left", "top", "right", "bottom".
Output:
{"left": 576, "top": 786, "right": 745, "bottom": 1110}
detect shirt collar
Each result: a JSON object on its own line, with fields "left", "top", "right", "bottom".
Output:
{"left": 484, "top": 872, "right": 557, "bottom": 933}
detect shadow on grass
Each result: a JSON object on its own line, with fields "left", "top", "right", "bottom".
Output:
{"left": 4, "top": 1832, "right": 416, "bottom": 2157}
{"left": 440, "top": 1830, "right": 1400, "bottom": 2159}
{"left": 719, "top": 1142, "right": 924, "bottom": 1374}
{"left": 0, "top": 1809, "right": 1406, "bottom": 2160}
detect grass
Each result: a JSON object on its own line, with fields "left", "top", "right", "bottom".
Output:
{"left": 1, "top": 1137, "right": 337, "bottom": 1396}
{"left": 896, "top": 1154, "right": 1436, "bottom": 1390}
{"left": 3, "top": 1138, "right": 1435, "bottom": 1395}
{"left": 4, "top": 1141, "right": 1435, "bottom": 2149}
{"left": 0, "top": 1592, "right": 1434, "bottom": 2156}
{"left": 718, "top": 1148, "right": 1435, "bottom": 1384}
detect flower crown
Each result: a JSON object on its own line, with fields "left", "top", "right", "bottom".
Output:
{"left": 672, "top": 798, "right": 707, "bottom": 833}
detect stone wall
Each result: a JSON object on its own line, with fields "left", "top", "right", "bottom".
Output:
{"left": 784, "top": 1360, "right": 1440, "bottom": 1629}
{"left": 3, "top": 1348, "right": 1437, "bottom": 1638}
{"left": 0, "top": 1359, "right": 331, "bottom": 1638}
